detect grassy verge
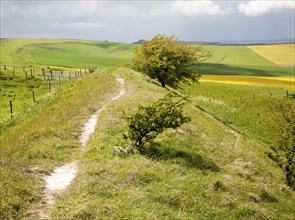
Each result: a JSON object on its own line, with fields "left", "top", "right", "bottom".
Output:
{"left": 181, "top": 81, "right": 294, "bottom": 144}
{"left": 0, "top": 69, "right": 119, "bottom": 219}
{"left": 47, "top": 68, "right": 295, "bottom": 219}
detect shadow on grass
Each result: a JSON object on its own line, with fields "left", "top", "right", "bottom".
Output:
{"left": 146, "top": 142, "right": 220, "bottom": 172}
{"left": 194, "top": 63, "right": 294, "bottom": 77}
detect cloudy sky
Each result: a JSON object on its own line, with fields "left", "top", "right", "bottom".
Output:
{"left": 1, "top": 0, "right": 294, "bottom": 43}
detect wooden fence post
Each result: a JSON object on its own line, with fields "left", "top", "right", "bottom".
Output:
{"left": 25, "top": 71, "right": 27, "bottom": 79}
{"left": 32, "top": 91, "right": 35, "bottom": 103}
{"left": 13, "top": 66, "right": 15, "bottom": 76}
{"left": 50, "top": 71, "right": 53, "bottom": 80}
{"left": 48, "top": 82, "right": 51, "bottom": 93}
{"left": 10, "top": 100, "right": 13, "bottom": 119}
{"left": 42, "top": 68, "right": 45, "bottom": 80}
{"left": 30, "top": 68, "right": 33, "bottom": 77}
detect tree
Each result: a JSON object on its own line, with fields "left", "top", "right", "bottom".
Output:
{"left": 267, "top": 104, "right": 295, "bottom": 190}
{"left": 130, "top": 34, "right": 210, "bottom": 88}
{"left": 124, "top": 94, "right": 191, "bottom": 154}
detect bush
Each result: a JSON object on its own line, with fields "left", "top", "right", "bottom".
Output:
{"left": 267, "top": 103, "right": 295, "bottom": 190}
{"left": 124, "top": 94, "right": 191, "bottom": 154}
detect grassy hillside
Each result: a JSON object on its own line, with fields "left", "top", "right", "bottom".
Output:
{"left": 195, "top": 45, "right": 294, "bottom": 77}
{"left": 1, "top": 39, "right": 294, "bottom": 78}
{"left": 1, "top": 68, "right": 295, "bottom": 219}
{"left": 0, "top": 39, "right": 136, "bottom": 68}
{"left": 1, "top": 39, "right": 295, "bottom": 219}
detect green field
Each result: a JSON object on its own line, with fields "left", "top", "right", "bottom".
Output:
{"left": 1, "top": 39, "right": 294, "bottom": 78}
{"left": 0, "top": 38, "right": 136, "bottom": 68}
{"left": 1, "top": 39, "right": 295, "bottom": 219}
{"left": 195, "top": 45, "right": 294, "bottom": 77}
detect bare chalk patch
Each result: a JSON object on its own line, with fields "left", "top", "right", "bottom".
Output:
{"left": 80, "top": 107, "right": 105, "bottom": 151}
{"left": 39, "top": 161, "right": 78, "bottom": 218}
{"left": 111, "top": 78, "right": 125, "bottom": 100}
{"left": 43, "top": 161, "right": 77, "bottom": 205}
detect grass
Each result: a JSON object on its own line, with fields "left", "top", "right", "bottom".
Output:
{"left": 1, "top": 39, "right": 295, "bottom": 219}
{"left": 0, "top": 66, "right": 88, "bottom": 131}
{"left": 1, "top": 68, "right": 295, "bottom": 219}
{"left": 181, "top": 81, "right": 294, "bottom": 143}
{"left": 0, "top": 38, "right": 136, "bottom": 68}
{"left": 0, "top": 69, "right": 120, "bottom": 219}
{"left": 47, "top": 68, "right": 295, "bottom": 219}
{"left": 194, "top": 45, "right": 294, "bottom": 77}
{"left": 247, "top": 44, "right": 295, "bottom": 65}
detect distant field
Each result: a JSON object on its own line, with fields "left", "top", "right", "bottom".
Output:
{"left": 0, "top": 38, "right": 136, "bottom": 68}
{"left": 201, "top": 75, "right": 295, "bottom": 90}
{"left": 247, "top": 44, "right": 295, "bottom": 65}
{"left": 0, "top": 39, "right": 295, "bottom": 89}
{"left": 194, "top": 45, "right": 294, "bottom": 77}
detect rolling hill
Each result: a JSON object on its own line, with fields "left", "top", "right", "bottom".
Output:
{"left": 1, "top": 38, "right": 295, "bottom": 219}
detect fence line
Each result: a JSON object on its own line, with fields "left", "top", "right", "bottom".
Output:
{"left": 1, "top": 64, "right": 95, "bottom": 121}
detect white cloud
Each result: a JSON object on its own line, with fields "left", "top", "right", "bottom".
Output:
{"left": 172, "top": 1, "right": 229, "bottom": 16}
{"left": 238, "top": 1, "right": 295, "bottom": 16}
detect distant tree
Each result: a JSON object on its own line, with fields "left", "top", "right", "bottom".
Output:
{"left": 267, "top": 104, "right": 295, "bottom": 190}
{"left": 124, "top": 94, "right": 191, "bottom": 154}
{"left": 130, "top": 34, "right": 211, "bottom": 88}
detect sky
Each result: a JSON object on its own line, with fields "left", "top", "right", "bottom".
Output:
{"left": 0, "top": 0, "right": 294, "bottom": 43}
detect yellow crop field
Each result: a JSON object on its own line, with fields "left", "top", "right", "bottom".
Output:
{"left": 247, "top": 44, "right": 295, "bottom": 65}
{"left": 201, "top": 75, "right": 295, "bottom": 90}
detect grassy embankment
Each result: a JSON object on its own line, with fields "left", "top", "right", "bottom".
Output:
{"left": 1, "top": 39, "right": 295, "bottom": 219}
{"left": 48, "top": 68, "right": 295, "bottom": 219}
{"left": 0, "top": 68, "right": 120, "bottom": 219}
{"left": 3, "top": 68, "right": 294, "bottom": 219}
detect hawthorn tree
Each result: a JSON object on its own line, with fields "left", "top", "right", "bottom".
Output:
{"left": 124, "top": 94, "right": 191, "bottom": 154}
{"left": 130, "top": 34, "right": 210, "bottom": 88}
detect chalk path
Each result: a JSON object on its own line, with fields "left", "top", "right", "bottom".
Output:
{"left": 39, "top": 77, "right": 125, "bottom": 219}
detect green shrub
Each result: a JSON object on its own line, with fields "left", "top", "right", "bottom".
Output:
{"left": 267, "top": 103, "right": 295, "bottom": 190}
{"left": 124, "top": 94, "right": 191, "bottom": 154}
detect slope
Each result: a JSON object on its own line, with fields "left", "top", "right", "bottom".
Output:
{"left": 1, "top": 68, "right": 295, "bottom": 219}
{"left": 194, "top": 45, "right": 294, "bottom": 77}
{"left": 0, "top": 38, "right": 136, "bottom": 68}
